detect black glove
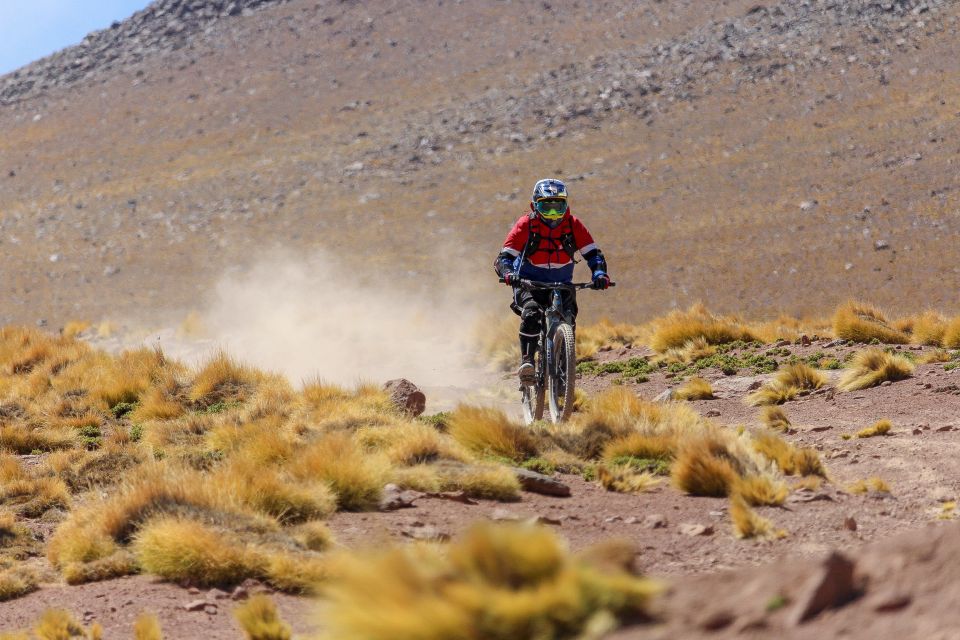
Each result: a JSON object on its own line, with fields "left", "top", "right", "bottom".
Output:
{"left": 592, "top": 271, "right": 610, "bottom": 290}
{"left": 502, "top": 271, "right": 519, "bottom": 286}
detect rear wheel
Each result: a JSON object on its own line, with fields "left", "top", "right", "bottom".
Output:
{"left": 547, "top": 323, "right": 576, "bottom": 423}
{"left": 521, "top": 346, "right": 545, "bottom": 425}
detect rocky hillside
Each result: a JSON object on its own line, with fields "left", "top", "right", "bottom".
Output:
{"left": 1, "top": 0, "right": 959, "bottom": 327}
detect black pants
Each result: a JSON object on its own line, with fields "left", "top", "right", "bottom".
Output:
{"left": 513, "top": 288, "right": 578, "bottom": 359}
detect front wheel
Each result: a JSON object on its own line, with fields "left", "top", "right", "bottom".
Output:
{"left": 521, "top": 348, "right": 545, "bottom": 425}
{"left": 547, "top": 323, "right": 576, "bottom": 423}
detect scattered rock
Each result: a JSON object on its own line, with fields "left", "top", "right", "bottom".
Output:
{"left": 643, "top": 514, "right": 668, "bottom": 529}
{"left": 679, "top": 523, "right": 714, "bottom": 537}
{"left": 799, "top": 200, "right": 818, "bottom": 212}
{"left": 184, "top": 599, "right": 209, "bottom": 612}
{"left": 653, "top": 389, "right": 675, "bottom": 402}
{"left": 705, "top": 409, "right": 721, "bottom": 417}
{"left": 868, "top": 589, "right": 912, "bottom": 613}
{"left": 425, "top": 490, "right": 478, "bottom": 505}
{"left": 207, "top": 588, "right": 229, "bottom": 600}
{"left": 230, "top": 586, "right": 249, "bottom": 601}
{"left": 383, "top": 378, "right": 426, "bottom": 417}
{"left": 786, "top": 551, "right": 857, "bottom": 625}
{"left": 400, "top": 522, "right": 449, "bottom": 541}
{"left": 379, "top": 484, "right": 422, "bottom": 511}
{"left": 512, "top": 467, "right": 571, "bottom": 497}
{"left": 843, "top": 516, "right": 858, "bottom": 532}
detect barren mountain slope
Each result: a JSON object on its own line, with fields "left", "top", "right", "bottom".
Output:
{"left": 1, "top": 0, "right": 959, "bottom": 328}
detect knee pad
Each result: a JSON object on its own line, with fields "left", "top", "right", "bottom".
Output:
{"left": 520, "top": 303, "right": 543, "bottom": 334}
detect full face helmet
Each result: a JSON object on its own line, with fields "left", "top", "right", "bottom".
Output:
{"left": 531, "top": 178, "right": 569, "bottom": 228}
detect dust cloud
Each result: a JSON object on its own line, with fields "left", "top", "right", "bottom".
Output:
{"left": 195, "top": 253, "right": 491, "bottom": 388}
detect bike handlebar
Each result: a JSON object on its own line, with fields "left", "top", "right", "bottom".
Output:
{"left": 498, "top": 278, "right": 616, "bottom": 290}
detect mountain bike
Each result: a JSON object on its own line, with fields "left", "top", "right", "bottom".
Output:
{"left": 500, "top": 278, "right": 615, "bottom": 424}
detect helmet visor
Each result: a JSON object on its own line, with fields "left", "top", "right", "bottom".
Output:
{"left": 535, "top": 198, "right": 568, "bottom": 218}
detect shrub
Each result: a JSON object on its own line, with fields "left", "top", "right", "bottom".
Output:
{"left": 837, "top": 349, "right": 914, "bottom": 391}
{"left": 911, "top": 311, "right": 948, "bottom": 346}
{"left": 730, "top": 495, "right": 777, "bottom": 539}
{"left": 447, "top": 406, "right": 537, "bottom": 461}
{"left": 290, "top": 433, "right": 389, "bottom": 511}
{"left": 760, "top": 406, "right": 791, "bottom": 431}
{"left": 832, "top": 302, "right": 909, "bottom": 344}
{"left": 856, "top": 419, "right": 892, "bottom": 438}
{"left": 134, "top": 614, "right": 163, "bottom": 640}
{"left": 745, "top": 381, "right": 798, "bottom": 407}
{"left": 671, "top": 438, "right": 739, "bottom": 497}
{"left": 752, "top": 432, "right": 824, "bottom": 477}
{"left": 235, "top": 595, "right": 292, "bottom": 640}
{"left": 650, "top": 306, "right": 757, "bottom": 352}
{"left": 673, "top": 377, "right": 714, "bottom": 401}
{"left": 319, "top": 523, "right": 659, "bottom": 640}
{"left": 775, "top": 363, "right": 826, "bottom": 390}
{"left": 597, "top": 464, "right": 660, "bottom": 493}
{"left": 943, "top": 317, "right": 960, "bottom": 348}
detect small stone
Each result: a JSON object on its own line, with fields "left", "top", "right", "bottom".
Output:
{"left": 512, "top": 467, "right": 571, "bottom": 497}
{"left": 490, "top": 508, "right": 520, "bottom": 522}
{"left": 204, "top": 604, "right": 218, "bottom": 615}
{"left": 799, "top": 200, "right": 818, "bottom": 212}
{"left": 705, "top": 409, "right": 721, "bottom": 417}
{"left": 184, "top": 599, "right": 208, "bottom": 612}
{"left": 843, "top": 516, "right": 857, "bottom": 532}
{"left": 230, "top": 586, "right": 249, "bottom": 601}
{"left": 207, "top": 588, "right": 230, "bottom": 600}
{"left": 880, "top": 380, "right": 892, "bottom": 387}
{"left": 679, "top": 523, "right": 713, "bottom": 536}
{"left": 870, "top": 590, "right": 912, "bottom": 613}
{"left": 643, "top": 514, "right": 668, "bottom": 529}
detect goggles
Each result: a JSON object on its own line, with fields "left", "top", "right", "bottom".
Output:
{"left": 535, "top": 199, "right": 568, "bottom": 218}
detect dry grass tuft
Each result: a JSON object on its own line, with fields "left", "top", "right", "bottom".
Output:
{"left": 920, "top": 349, "right": 952, "bottom": 364}
{"left": 602, "top": 433, "right": 675, "bottom": 463}
{"left": 673, "top": 377, "right": 714, "bottom": 401}
{"left": 745, "top": 381, "right": 798, "bottom": 407}
{"left": 437, "top": 464, "right": 521, "bottom": 501}
{"left": 576, "top": 320, "right": 645, "bottom": 359}
{"left": 597, "top": 464, "right": 660, "bottom": 494}
{"left": 943, "top": 317, "right": 960, "bottom": 349}
{"left": 133, "top": 614, "right": 163, "bottom": 640}
{"left": 0, "top": 566, "right": 38, "bottom": 602}
{"left": 289, "top": 433, "right": 389, "bottom": 511}
{"left": 734, "top": 475, "right": 788, "bottom": 506}
{"left": 832, "top": 301, "right": 910, "bottom": 344}
{"left": 654, "top": 337, "right": 717, "bottom": 366}
{"left": 775, "top": 363, "right": 826, "bottom": 390}
{"left": 752, "top": 432, "right": 825, "bottom": 477}
{"left": 730, "top": 495, "right": 779, "bottom": 539}
{"left": 189, "top": 351, "right": 258, "bottom": 406}
{"left": 62, "top": 551, "right": 139, "bottom": 585}
{"left": 234, "top": 595, "right": 292, "bottom": 640}
{"left": 320, "top": 523, "right": 659, "bottom": 640}
{"left": 649, "top": 306, "right": 758, "bottom": 352}
{"left": 847, "top": 477, "right": 891, "bottom": 494}
{"left": 856, "top": 419, "right": 893, "bottom": 438}
{"left": 447, "top": 406, "right": 537, "bottom": 462}
{"left": 760, "top": 406, "right": 791, "bottom": 431}
{"left": 670, "top": 438, "right": 739, "bottom": 497}
{"left": 837, "top": 349, "right": 914, "bottom": 391}
{"left": 134, "top": 517, "right": 264, "bottom": 587}
{"left": 31, "top": 610, "right": 91, "bottom": 640}
{"left": 911, "top": 311, "right": 948, "bottom": 346}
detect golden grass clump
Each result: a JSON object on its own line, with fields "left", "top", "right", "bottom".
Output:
{"left": 672, "top": 377, "right": 714, "bottom": 401}
{"left": 437, "top": 464, "right": 521, "bottom": 501}
{"left": 760, "top": 406, "right": 791, "bottom": 431}
{"left": 235, "top": 595, "right": 292, "bottom": 640}
{"left": 602, "top": 433, "right": 675, "bottom": 463}
{"left": 292, "top": 521, "right": 335, "bottom": 552}
{"left": 134, "top": 517, "right": 264, "bottom": 587}
{"left": 920, "top": 349, "right": 952, "bottom": 364}
{"left": 752, "top": 432, "right": 825, "bottom": 477}
{"left": 649, "top": 305, "right": 758, "bottom": 352}
{"left": 745, "top": 380, "right": 798, "bottom": 407}
{"left": 390, "top": 464, "right": 443, "bottom": 493}
{"left": 597, "top": 464, "right": 660, "bottom": 494}
{"left": 832, "top": 301, "right": 910, "bottom": 344}
{"left": 847, "top": 477, "right": 891, "bottom": 494}
{"left": 133, "top": 614, "right": 163, "bottom": 640}
{"left": 654, "top": 337, "right": 716, "bottom": 366}
{"left": 670, "top": 437, "right": 740, "bottom": 497}
{"left": 856, "top": 419, "right": 893, "bottom": 438}
{"left": 730, "top": 495, "right": 778, "bottom": 539}
{"left": 447, "top": 405, "right": 537, "bottom": 461}
{"left": 62, "top": 551, "right": 139, "bottom": 585}
{"left": 290, "top": 432, "right": 389, "bottom": 511}
{"left": 0, "top": 566, "right": 38, "bottom": 602}
{"left": 943, "top": 317, "right": 960, "bottom": 349}
{"left": 837, "top": 349, "right": 914, "bottom": 391}
{"left": 218, "top": 465, "right": 337, "bottom": 524}
{"left": 356, "top": 423, "right": 467, "bottom": 466}
{"left": 576, "top": 319, "right": 645, "bottom": 359}
{"left": 188, "top": 351, "right": 258, "bottom": 406}
{"left": 775, "top": 363, "right": 826, "bottom": 390}
{"left": 320, "top": 523, "right": 659, "bottom": 640}
{"left": 734, "top": 475, "right": 788, "bottom": 506}
{"left": 911, "top": 311, "right": 948, "bottom": 346}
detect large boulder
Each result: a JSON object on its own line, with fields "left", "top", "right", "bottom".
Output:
{"left": 384, "top": 378, "right": 426, "bottom": 417}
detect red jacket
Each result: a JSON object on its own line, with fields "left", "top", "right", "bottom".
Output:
{"left": 500, "top": 211, "right": 598, "bottom": 283}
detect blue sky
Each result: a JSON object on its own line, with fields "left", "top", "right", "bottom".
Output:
{"left": 0, "top": 0, "right": 151, "bottom": 75}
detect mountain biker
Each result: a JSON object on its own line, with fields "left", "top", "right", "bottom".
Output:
{"left": 494, "top": 178, "right": 610, "bottom": 383}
